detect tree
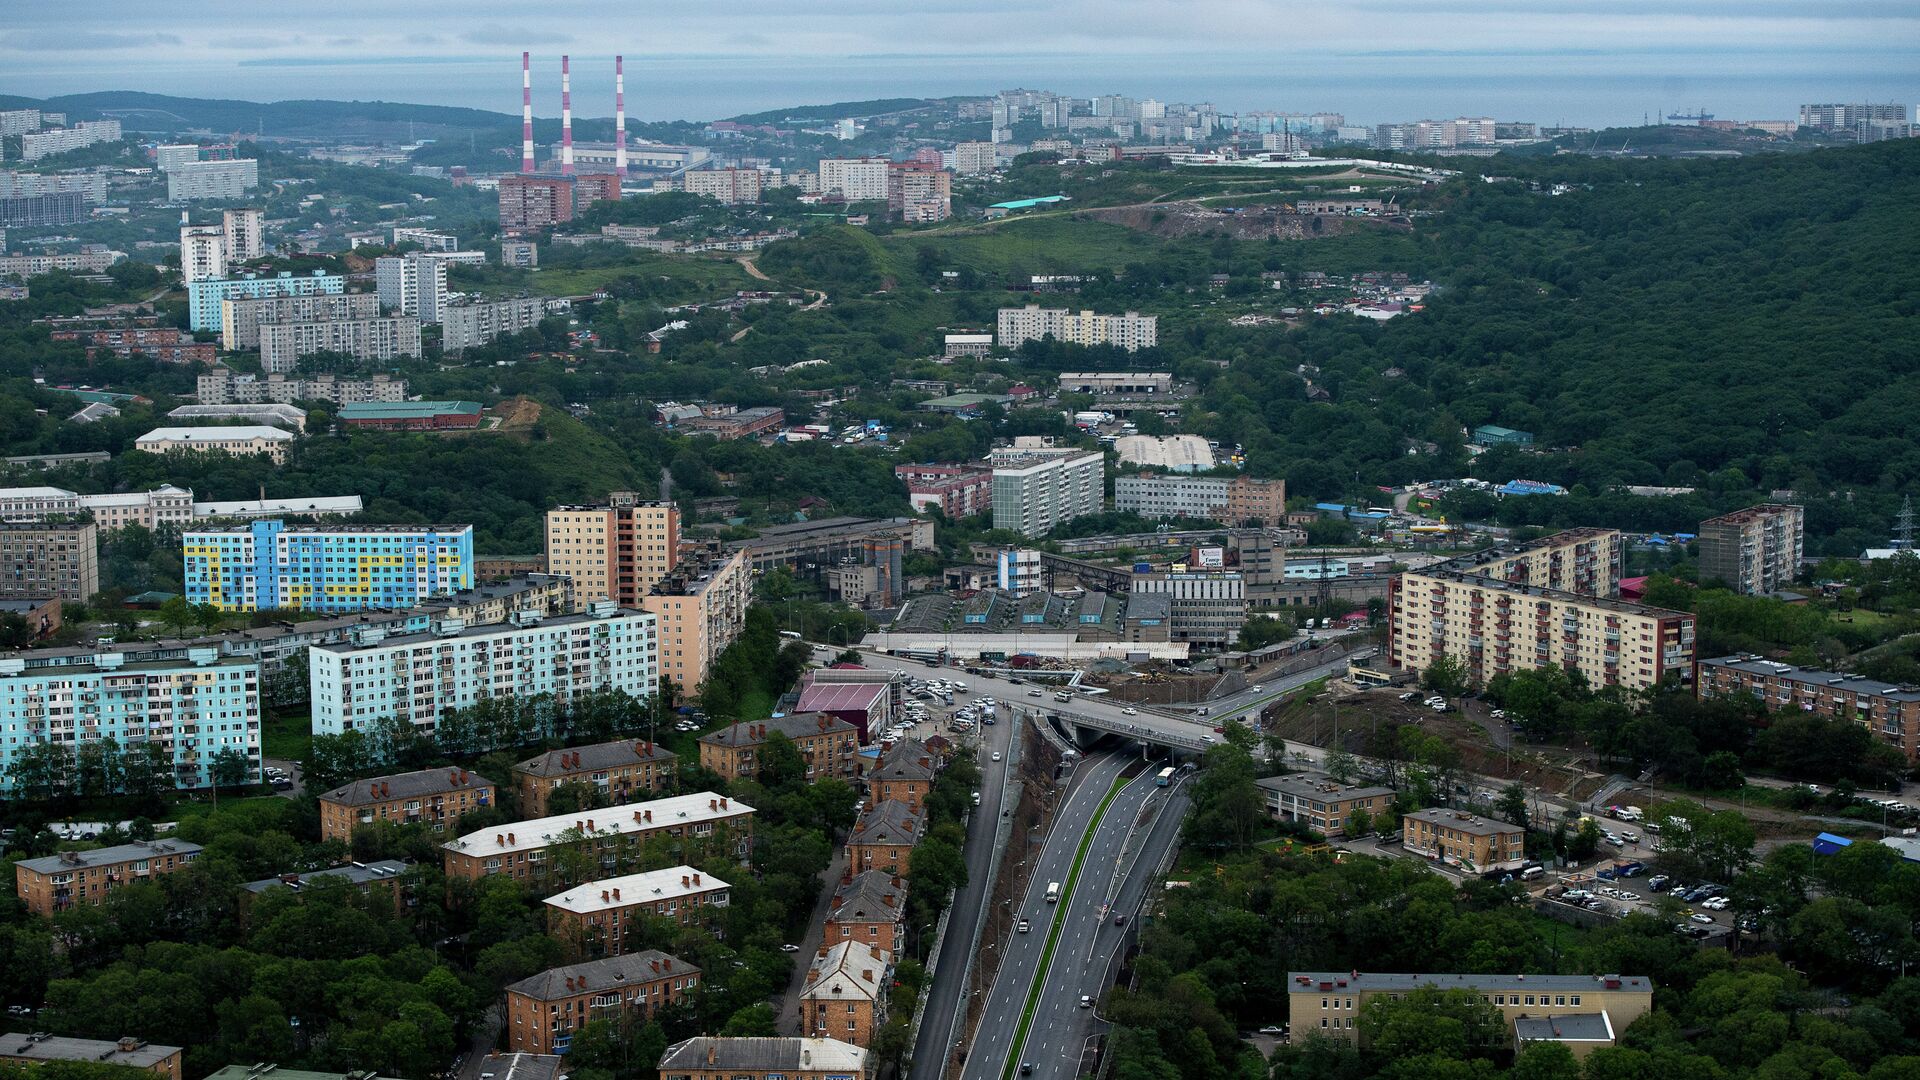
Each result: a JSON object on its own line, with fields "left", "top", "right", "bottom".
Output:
{"left": 158, "top": 595, "right": 195, "bottom": 635}
{"left": 1357, "top": 986, "right": 1507, "bottom": 1061}
{"left": 1182, "top": 743, "right": 1263, "bottom": 851}
{"left": 1324, "top": 746, "right": 1359, "bottom": 783}
{"left": 1422, "top": 654, "right": 1471, "bottom": 697}
{"left": 1345, "top": 808, "right": 1374, "bottom": 838}
{"left": 1508, "top": 1041, "right": 1582, "bottom": 1080}
{"left": 1494, "top": 783, "right": 1530, "bottom": 831}
{"left": 1700, "top": 750, "right": 1744, "bottom": 790}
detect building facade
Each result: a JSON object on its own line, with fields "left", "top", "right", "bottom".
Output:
{"left": 996, "top": 305, "right": 1158, "bottom": 351}
{"left": 894, "top": 464, "right": 993, "bottom": 518}
{"left": 375, "top": 253, "right": 450, "bottom": 323}
{"left": 544, "top": 867, "right": 730, "bottom": 959}
{"left": 260, "top": 315, "right": 422, "bottom": 373}
{"left": 499, "top": 175, "right": 576, "bottom": 231}
{"left": 1697, "top": 654, "right": 1920, "bottom": 763}
{"left": 181, "top": 223, "right": 228, "bottom": 283}
{"left": 167, "top": 159, "right": 258, "bottom": 201}
{"left": 184, "top": 520, "right": 474, "bottom": 612}
{"left": 338, "top": 400, "right": 483, "bottom": 430}
{"left": 991, "top": 450, "right": 1106, "bottom": 537}
{"left": 1130, "top": 570, "right": 1247, "bottom": 647}
{"left": 1287, "top": 971, "right": 1652, "bottom": 1050}
{"left": 1255, "top": 772, "right": 1394, "bottom": 838}
{"left": 317, "top": 767, "right": 498, "bottom": 842}
{"left": 514, "top": 739, "right": 677, "bottom": 817}
{"left": 886, "top": 163, "right": 951, "bottom": 222}
{"left": 546, "top": 494, "right": 683, "bottom": 608}
{"left": 220, "top": 292, "right": 381, "bottom": 351}
{"left": 187, "top": 271, "right": 345, "bottom": 332}
{"left": 846, "top": 801, "right": 923, "bottom": 877}
{"left": 441, "top": 296, "right": 551, "bottom": 351}
{"left": 136, "top": 425, "right": 294, "bottom": 463}
{"left": 1697, "top": 504, "right": 1804, "bottom": 596}
{"left": 442, "top": 791, "right": 754, "bottom": 881}
{"left": 507, "top": 952, "right": 700, "bottom": 1054}
{"left": 697, "top": 714, "right": 861, "bottom": 783}
{"left": 817, "top": 159, "right": 889, "bottom": 201}
{"left": 641, "top": 546, "right": 753, "bottom": 699}
{"left": 1059, "top": 372, "right": 1174, "bottom": 395}
{"left": 683, "top": 168, "right": 764, "bottom": 205}
{"left": 198, "top": 369, "right": 405, "bottom": 405}
{"left": 0, "top": 520, "right": 98, "bottom": 600}
{"left": 1403, "top": 807, "right": 1527, "bottom": 872}
{"left": 309, "top": 605, "right": 655, "bottom": 737}
{"left": 1114, "top": 474, "right": 1286, "bottom": 525}
{"left": 1385, "top": 529, "right": 1695, "bottom": 692}
{"left": 867, "top": 742, "right": 936, "bottom": 812}
{"left": 14, "top": 839, "right": 203, "bottom": 917}
{"left": 799, "top": 942, "right": 891, "bottom": 1047}
{"left": 825, "top": 870, "right": 905, "bottom": 955}
{"left": 657, "top": 1037, "right": 868, "bottom": 1080}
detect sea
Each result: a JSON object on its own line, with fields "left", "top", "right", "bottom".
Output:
{"left": 5, "top": 49, "right": 1914, "bottom": 128}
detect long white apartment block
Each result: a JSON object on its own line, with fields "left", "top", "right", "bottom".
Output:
{"left": 996, "top": 305, "right": 1158, "bottom": 351}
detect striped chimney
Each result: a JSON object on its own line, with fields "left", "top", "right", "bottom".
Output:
{"left": 615, "top": 55, "right": 627, "bottom": 178}
{"left": 520, "top": 52, "right": 534, "bottom": 173}
{"left": 560, "top": 54, "right": 574, "bottom": 175}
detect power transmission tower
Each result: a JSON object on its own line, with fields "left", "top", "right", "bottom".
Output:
{"left": 1895, "top": 495, "right": 1915, "bottom": 549}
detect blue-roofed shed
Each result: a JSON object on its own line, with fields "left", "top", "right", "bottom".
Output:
{"left": 1812, "top": 832, "right": 1854, "bottom": 855}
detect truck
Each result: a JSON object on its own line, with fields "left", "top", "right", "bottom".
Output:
{"left": 1045, "top": 881, "right": 1061, "bottom": 903}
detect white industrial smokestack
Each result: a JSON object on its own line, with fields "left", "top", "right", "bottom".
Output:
{"left": 560, "top": 54, "right": 574, "bottom": 175}
{"left": 615, "top": 55, "right": 627, "bottom": 178}
{"left": 520, "top": 52, "right": 534, "bottom": 174}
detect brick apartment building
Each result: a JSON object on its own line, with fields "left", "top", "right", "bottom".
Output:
{"left": 824, "top": 870, "right": 906, "bottom": 955}
{"left": 544, "top": 865, "right": 730, "bottom": 959}
{"left": 545, "top": 493, "right": 683, "bottom": 608}
{"left": 1403, "top": 807, "right": 1527, "bottom": 872}
{"left": 506, "top": 952, "right": 699, "bottom": 1054}
{"left": 1697, "top": 654, "right": 1920, "bottom": 763}
{"left": 1697, "top": 504, "right": 1804, "bottom": 596}
{"left": 698, "top": 714, "right": 861, "bottom": 783}
{"left": 846, "top": 801, "right": 924, "bottom": 877}
{"left": 14, "top": 840, "right": 203, "bottom": 917}
{"left": 317, "top": 767, "right": 497, "bottom": 843}
{"left": 867, "top": 741, "right": 936, "bottom": 812}
{"left": 513, "top": 739, "right": 677, "bottom": 817}
{"left": 799, "top": 941, "right": 892, "bottom": 1047}
{"left": 1254, "top": 772, "right": 1395, "bottom": 839}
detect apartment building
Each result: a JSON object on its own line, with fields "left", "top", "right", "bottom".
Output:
{"left": 799, "top": 942, "right": 892, "bottom": 1047}
{"left": 499, "top": 175, "right": 576, "bottom": 231}
{"left": 546, "top": 493, "right": 683, "bottom": 608}
{"left": 259, "top": 315, "right": 422, "bottom": 373}
{"left": 867, "top": 742, "right": 936, "bottom": 812}
{"left": 21, "top": 120, "right": 122, "bottom": 161}
{"left": 507, "top": 952, "right": 700, "bottom": 1054}
{"left": 136, "top": 426, "right": 294, "bottom": 464}
{"left": 1255, "top": 772, "right": 1394, "bottom": 839}
{"left": 1385, "top": 529, "right": 1694, "bottom": 692}
{"left": 186, "top": 271, "right": 346, "bottom": 333}
{"left": 0, "top": 1035, "right": 182, "bottom": 1079}
{"left": 952, "top": 141, "right": 998, "bottom": 175}
{"left": 996, "top": 305, "right": 1158, "bottom": 351}
{"left": 0, "top": 520, "right": 98, "bottom": 600}
{"left": 317, "top": 767, "right": 498, "bottom": 842}
{"left": 75, "top": 327, "right": 214, "bottom": 365}
{"left": 697, "top": 714, "right": 861, "bottom": 783}
{"left": 14, "top": 839, "right": 203, "bottom": 917}
{"left": 641, "top": 546, "right": 753, "bottom": 699}
{"left": 0, "top": 171, "right": 108, "bottom": 204}
{"left": 442, "top": 791, "right": 754, "bottom": 881}
{"left": 0, "top": 249, "right": 126, "bottom": 277}
{"left": 514, "top": 738, "right": 677, "bottom": 816}
{"left": 1697, "top": 504, "right": 1804, "bottom": 596}
{"left": 220, "top": 292, "right": 381, "bottom": 351}
{"left": 375, "top": 253, "right": 450, "bottom": 322}
{"left": 943, "top": 334, "right": 992, "bottom": 358}
{"left": 886, "top": 163, "right": 951, "bottom": 223}
{"left": 242, "top": 859, "right": 410, "bottom": 917}
{"left": 198, "top": 369, "right": 406, "bottom": 405}
{"left": 0, "top": 644, "right": 259, "bottom": 794}
{"left": 224, "top": 208, "right": 264, "bottom": 261}
{"left": 0, "top": 191, "right": 88, "bottom": 229}
{"left": 503, "top": 240, "right": 540, "bottom": 268}
{"left": 1287, "top": 971, "right": 1652, "bottom": 1055}
{"left": 1130, "top": 570, "right": 1246, "bottom": 648}
{"left": 825, "top": 870, "right": 906, "bottom": 955}
{"left": 184, "top": 520, "right": 474, "bottom": 613}
{"left": 308, "top": 605, "right": 656, "bottom": 737}
{"left": 180, "top": 223, "right": 229, "bottom": 283}
{"left": 847, "top": 801, "right": 923, "bottom": 877}
{"left": 683, "top": 167, "right": 764, "bottom": 205}
{"left": 544, "top": 866, "right": 731, "bottom": 959}
{"left": 1697, "top": 654, "right": 1920, "bottom": 763}
{"left": 1403, "top": 807, "right": 1527, "bottom": 872}
{"left": 1114, "top": 474, "right": 1287, "bottom": 525}
{"left": 441, "top": 296, "right": 552, "bottom": 352}
{"left": 657, "top": 1037, "right": 868, "bottom": 1080}
{"left": 393, "top": 226, "right": 460, "bottom": 251}
{"left": 1799, "top": 103, "right": 1910, "bottom": 130}
{"left": 991, "top": 450, "right": 1105, "bottom": 537}
{"left": 167, "top": 159, "right": 259, "bottom": 201}
{"left": 894, "top": 464, "right": 992, "bottom": 518}
{"left": 817, "top": 159, "right": 889, "bottom": 201}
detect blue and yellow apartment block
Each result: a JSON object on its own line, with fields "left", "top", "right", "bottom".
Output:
{"left": 183, "top": 519, "right": 474, "bottom": 613}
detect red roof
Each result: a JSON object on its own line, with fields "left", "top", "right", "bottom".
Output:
{"left": 795, "top": 682, "right": 888, "bottom": 713}
{"left": 1618, "top": 576, "right": 1648, "bottom": 600}
{"left": 830, "top": 662, "right": 867, "bottom": 669}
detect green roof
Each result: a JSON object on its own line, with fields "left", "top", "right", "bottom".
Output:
{"left": 990, "top": 196, "right": 1069, "bottom": 210}
{"left": 339, "top": 400, "right": 482, "bottom": 419}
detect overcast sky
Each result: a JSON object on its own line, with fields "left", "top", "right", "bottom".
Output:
{"left": 2, "top": 1, "right": 1914, "bottom": 123}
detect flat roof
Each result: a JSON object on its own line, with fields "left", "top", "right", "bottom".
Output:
{"left": 1290, "top": 971, "right": 1652, "bottom": 994}
{"left": 185, "top": 521, "right": 470, "bottom": 536}
{"left": 1699, "top": 655, "right": 1920, "bottom": 702}
{"left": 0, "top": 1036, "right": 183, "bottom": 1070}
{"left": 313, "top": 608, "right": 647, "bottom": 655}
{"left": 1515, "top": 1012, "right": 1615, "bottom": 1042}
{"left": 1256, "top": 771, "right": 1394, "bottom": 802}
{"left": 445, "top": 790, "right": 754, "bottom": 858}
{"left": 339, "top": 400, "right": 483, "bottom": 418}
{"left": 1405, "top": 807, "right": 1524, "bottom": 836}
{"left": 658, "top": 1037, "right": 867, "bottom": 1073}
{"left": 543, "top": 864, "right": 730, "bottom": 915}
{"left": 138, "top": 425, "right": 293, "bottom": 440}
{"left": 244, "top": 859, "right": 408, "bottom": 894}
{"left": 193, "top": 496, "right": 364, "bottom": 517}
{"left": 204, "top": 1067, "right": 401, "bottom": 1080}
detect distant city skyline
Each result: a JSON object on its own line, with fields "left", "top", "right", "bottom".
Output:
{"left": 1, "top": 2, "right": 1914, "bottom": 127}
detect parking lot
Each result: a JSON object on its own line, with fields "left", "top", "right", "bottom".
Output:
{"left": 897, "top": 674, "right": 999, "bottom": 747}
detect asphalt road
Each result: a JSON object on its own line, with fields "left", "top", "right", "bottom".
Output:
{"left": 959, "top": 755, "right": 1142, "bottom": 1080}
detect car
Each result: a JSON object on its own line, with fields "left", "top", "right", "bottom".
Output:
{"left": 1620, "top": 833, "right": 1640, "bottom": 844}
{"left": 1400, "top": 692, "right": 1420, "bottom": 702}
{"left": 1213, "top": 726, "right": 1226, "bottom": 734}
{"left": 1079, "top": 995, "right": 1093, "bottom": 1008}
{"left": 1648, "top": 875, "right": 1671, "bottom": 891}
{"left": 1678, "top": 908, "right": 1695, "bottom": 917}
{"left": 1027, "top": 689, "right": 1043, "bottom": 697}
{"left": 1017, "top": 919, "right": 1030, "bottom": 933}
{"left": 1200, "top": 735, "right": 1214, "bottom": 743}
{"left": 1123, "top": 707, "right": 1138, "bottom": 715}
{"left": 1250, "top": 684, "right": 1264, "bottom": 692}
{"left": 1197, "top": 707, "right": 1210, "bottom": 716}
{"left": 5, "top": 1006, "right": 32, "bottom": 1018}
{"left": 1258, "top": 1025, "right": 1285, "bottom": 1035}
{"left": 1690, "top": 913, "right": 1715, "bottom": 924}
{"left": 1490, "top": 708, "right": 1506, "bottom": 719}
{"left": 1021, "top": 1065, "right": 1034, "bottom": 1076}
{"left": 1114, "top": 912, "right": 1127, "bottom": 925}
{"left": 780, "top": 944, "right": 801, "bottom": 952}
{"left": 991, "top": 751, "right": 1002, "bottom": 761}
{"left": 983, "top": 717, "right": 996, "bottom": 725}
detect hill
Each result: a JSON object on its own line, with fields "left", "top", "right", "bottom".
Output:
{"left": 0, "top": 90, "right": 521, "bottom": 139}
{"left": 727, "top": 97, "right": 934, "bottom": 125}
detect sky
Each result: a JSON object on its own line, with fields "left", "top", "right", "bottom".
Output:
{"left": 2, "top": 1, "right": 1915, "bottom": 126}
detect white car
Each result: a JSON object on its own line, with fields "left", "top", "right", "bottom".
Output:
{"left": 991, "top": 751, "right": 1002, "bottom": 762}
{"left": 1123, "top": 707, "right": 1138, "bottom": 716}
{"left": 1250, "top": 685, "right": 1264, "bottom": 692}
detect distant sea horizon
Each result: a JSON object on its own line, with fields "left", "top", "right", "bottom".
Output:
{"left": 4, "top": 49, "right": 1914, "bottom": 129}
